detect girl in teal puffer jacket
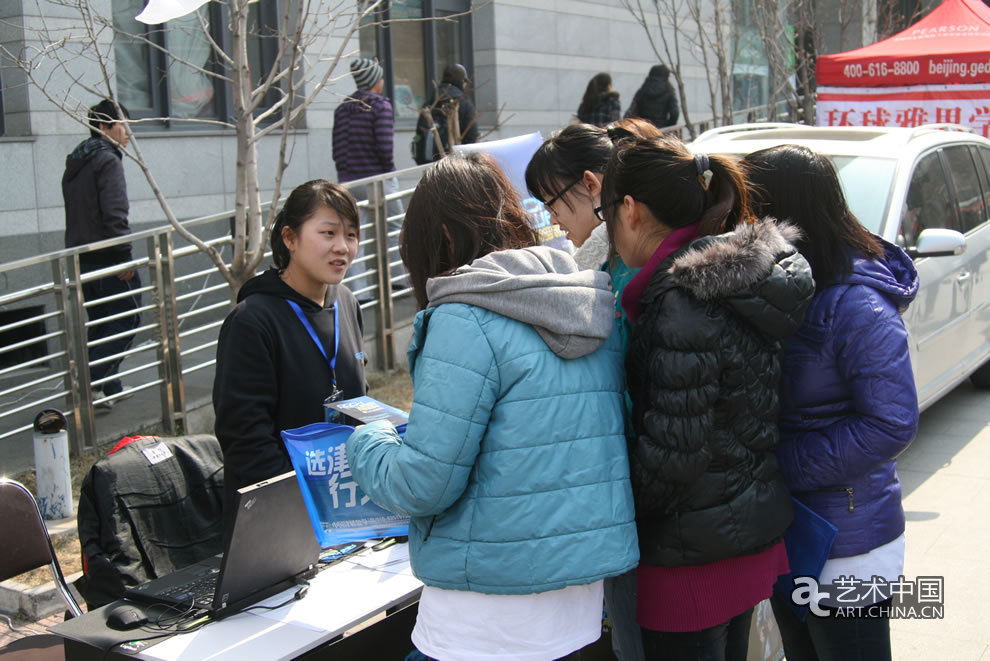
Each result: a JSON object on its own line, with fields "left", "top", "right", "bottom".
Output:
{"left": 346, "top": 152, "right": 638, "bottom": 659}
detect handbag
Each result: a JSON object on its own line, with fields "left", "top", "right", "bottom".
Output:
{"left": 773, "top": 497, "right": 838, "bottom": 620}
{"left": 281, "top": 422, "right": 409, "bottom": 547}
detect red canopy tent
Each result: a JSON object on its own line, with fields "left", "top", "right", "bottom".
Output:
{"left": 815, "top": 0, "right": 990, "bottom": 134}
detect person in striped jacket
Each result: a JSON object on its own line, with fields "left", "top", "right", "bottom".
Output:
{"left": 332, "top": 58, "right": 403, "bottom": 290}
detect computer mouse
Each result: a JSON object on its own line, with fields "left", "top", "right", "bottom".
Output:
{"left": 106, "top": 604, "right": 149, "bottom": 630}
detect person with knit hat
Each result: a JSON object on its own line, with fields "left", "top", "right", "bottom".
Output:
{"left": 332, "top": 56, "right": 403, "bottom": 293}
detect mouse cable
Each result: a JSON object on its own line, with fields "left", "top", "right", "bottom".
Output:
{"left": 241, "top": 578, "right": 311, "bottom": 613}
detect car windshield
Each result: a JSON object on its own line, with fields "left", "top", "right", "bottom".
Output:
{"left": 830, "top": 155, "right": 896, "bottom": 234}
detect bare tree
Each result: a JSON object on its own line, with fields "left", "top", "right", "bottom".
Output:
{"left": 2, "top": 0, "right": 384, "bottom": 299}
{"left": 753, "top": 0, "right": 864, "bottom": 124}
{"left": 686, "top": 0, "right": 735, "bottom": 127}
{"left": 624, "top": 0, "right": 748, "bottom": 138}
{"left": 623, "top": 0, "right": 700, "bottom": 139}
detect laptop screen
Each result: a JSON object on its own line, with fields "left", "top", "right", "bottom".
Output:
{"left": 213, "top": 471, "right": 321, "bottom": 614}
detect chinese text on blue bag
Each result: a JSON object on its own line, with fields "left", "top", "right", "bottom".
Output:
{"left": 281, "top": 422, "right": 409, "bottom": 547}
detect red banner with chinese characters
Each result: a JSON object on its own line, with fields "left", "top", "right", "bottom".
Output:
{"left": 816, "top": 84, "right": 990, "bottom": 137}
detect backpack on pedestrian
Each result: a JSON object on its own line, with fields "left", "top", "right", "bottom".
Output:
{"left": 412, "top": 99, "right": 455, "bottom": 165}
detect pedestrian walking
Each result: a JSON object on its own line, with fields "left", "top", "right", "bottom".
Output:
{"left": 600, "top": 136, "right": 814, "bottom": 660}
{"left": 743, "top": 144, "right": 920, "bottom": 661}
{"left": 213, "top": 180, "right": 367, "bottom": 540}
{"left": 624, "top": 64, "right": 679, "bottom": 128}
{"left": 412, "top": 63, "right": 480, "bottom": 164}
{"left": 62, "top": 99, "right": 141, "bottom": 410}
{"left": 346, "top": 152, "right": 638, "bottom": 660}
{"left": 332, "top": 57, "right": 403, "bottom": 294}
{"left": 576, "top": 72, "right": 621, "bottom": 127}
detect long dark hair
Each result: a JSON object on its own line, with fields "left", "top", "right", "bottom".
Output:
{"left": 581, "top": 72, "right": 612, "bottom": 111}
{"left": 270, "top": 180, "right": 360, "bottom": 270}
{"left": 525, "top": 124, "right": 613, "bottom": 207}
{"left": 400, "top": 152, "right": 537, "bottom": 310}
{"left": 742, "top": 144, "right": 882, "bottom": 290}
{"left": 600, "top": 136, "right": 753, "bottom": 250}
{"left": 525, "top": 119, "right": 662, "bottom": 212}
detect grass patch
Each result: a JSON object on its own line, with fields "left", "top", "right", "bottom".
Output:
{"left": 8, "top": 369, "right": 414, "bottom": 589}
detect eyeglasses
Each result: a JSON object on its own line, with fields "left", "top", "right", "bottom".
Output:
{"left": 593, "top": 198, "right": 623, "bottom": 221}
{"left": 542, "top": 178, "right": 582, "bottom": 212}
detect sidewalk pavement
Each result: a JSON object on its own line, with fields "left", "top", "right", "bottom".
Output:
{"left": 0, "top": 612, "right": 69, "bottom": 649}
{"left": 2, "top": 381, "right": 988, "bottom": 658}
{"left": 892, "top": 380, "right": 990, "bottom": 659}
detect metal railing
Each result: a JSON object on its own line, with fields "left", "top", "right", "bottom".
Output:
{"left": 666, "top": 96, "right": 811, "bottom": 141}
{"left": 0, "top": 106, "right": 808, "bottom": 464}
{"left": 0, "top": 166, "right": 427, "bottom": 459}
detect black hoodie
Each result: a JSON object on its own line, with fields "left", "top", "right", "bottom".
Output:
{"left": 625, "top": 70, "right": 679, "bottom": 128}
{"left": 213, "top": 269, "right": 367, "bottom": 517}
{"left": 62, "top": 137, "right": 132, "bottom": 266}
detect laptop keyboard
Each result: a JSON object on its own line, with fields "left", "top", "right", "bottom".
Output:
{"left": 158, "top": 574, "right": 217, "bottom": 606}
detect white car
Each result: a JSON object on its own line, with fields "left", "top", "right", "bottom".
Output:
{"left": 691, "top": 123, "right": 990, "bottom": 411}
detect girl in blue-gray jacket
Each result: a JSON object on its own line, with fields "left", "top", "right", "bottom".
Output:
{"left": 346, "top": 152, "right": 638, "bottom": 659}
{"left": 744, "top": 145, "right": 920, "bottom": 661}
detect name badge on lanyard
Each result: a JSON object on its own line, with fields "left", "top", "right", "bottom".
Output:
{"left": 286, "top": 299, "right": 342, "bottom": 409}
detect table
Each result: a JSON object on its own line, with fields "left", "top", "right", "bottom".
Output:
{"left": 53, "top": 542, "right": 423, "bottom": 661}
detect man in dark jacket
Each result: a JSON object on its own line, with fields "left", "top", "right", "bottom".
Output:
{"left": 414, "top": 63, "right": 480, "bottom": 164}
{"left": 62, "top": 99, "right": 141, "bottom": 408}
{"left": 433, "top": 63, "right": 480, "bottom": 146}
{"left": 332, "top": 58, "right": 403, "bottom": 290}
{"left": 625, "top": 64, "right": 680, "bottom": 128}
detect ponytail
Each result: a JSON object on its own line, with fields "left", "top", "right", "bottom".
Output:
{"left": 600, "top": 136, "right": 754, "bottom": 239}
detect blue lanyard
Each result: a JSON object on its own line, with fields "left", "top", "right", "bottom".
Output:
{"left": 286, "top": 299, "right": 339, "bottom": 386}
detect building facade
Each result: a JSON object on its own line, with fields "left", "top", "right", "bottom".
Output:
{"left": 0, "top": 0, "right": 879, "bottom": 271}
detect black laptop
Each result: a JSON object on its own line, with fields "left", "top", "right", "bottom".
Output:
{"left": 124, "top": 471, "right": 320, "bottom": 619}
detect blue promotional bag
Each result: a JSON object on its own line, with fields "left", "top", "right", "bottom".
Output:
{"left": 281, "top": 422, "right": 409, "bottom": 547}
{"left": 773, "top": 497, "right": 839, "bottom": 620}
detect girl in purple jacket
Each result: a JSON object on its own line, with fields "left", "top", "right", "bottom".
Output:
{"left": 744, "top": 144, "right": 920, "bottom": 661}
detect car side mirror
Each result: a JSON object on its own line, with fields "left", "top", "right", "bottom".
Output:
{"left": 908, "top": 229, "right": 967, "bottom": 258}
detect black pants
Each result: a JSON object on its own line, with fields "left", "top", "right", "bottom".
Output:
{"left": 641, "top": 607, "right": 753, "bottom": 661}
{"left": 770, "top": 594, "right": 892, "bottom": 661}
{"left": 81, "top": 266, "right": 142, "bottom": 396}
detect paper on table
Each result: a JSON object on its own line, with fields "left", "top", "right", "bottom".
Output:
{"left": 346, "top": 541, "right": 410, "bottom": 570}
{"left": 251, "top": 543, "right": 421, "bottom": 634}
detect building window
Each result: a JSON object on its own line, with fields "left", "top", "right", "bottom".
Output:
{"left": 112, "top": 0, "right": 278, "bottom": 127}
{"left": 360, "top": 0, "right": 472, "bottom": 124}
{"left": 391, "top": 0, "right": 425, "bottom": 120}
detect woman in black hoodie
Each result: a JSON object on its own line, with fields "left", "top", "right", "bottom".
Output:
{"left": 625, "top": 64, "right": 679, "bottom": 128}
{"left": 213, "top": 180, "right": 367, "bottom": 531}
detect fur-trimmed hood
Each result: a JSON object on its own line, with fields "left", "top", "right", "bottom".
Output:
{"left": 668, "top": 218, "right": 814, "bottom": 342}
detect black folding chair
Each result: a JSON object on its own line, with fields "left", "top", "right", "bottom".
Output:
{"left": 0, "top": 478, "right": 83, "bottom": 659}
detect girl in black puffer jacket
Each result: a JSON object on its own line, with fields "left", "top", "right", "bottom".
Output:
{"left": 599, "top": 136, "right": 814, "bottom": 659}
